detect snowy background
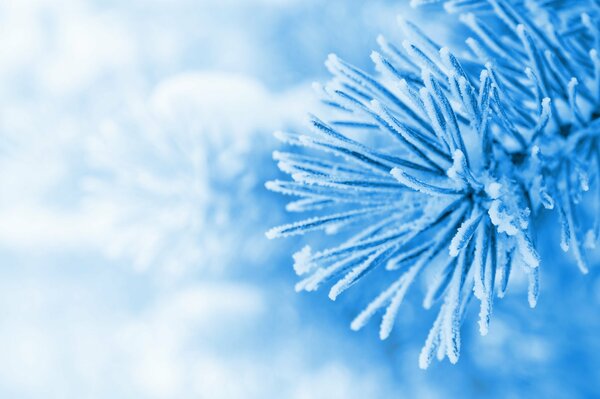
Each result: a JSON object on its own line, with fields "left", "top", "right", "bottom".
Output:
{"left": 0, "top": 1, "right": 598, "bottom": 398}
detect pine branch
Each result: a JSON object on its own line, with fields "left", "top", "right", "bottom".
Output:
{"left": 267, "top": 0, "right": 600, "bottom": 368}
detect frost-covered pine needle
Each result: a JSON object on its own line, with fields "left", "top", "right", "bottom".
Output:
{"left": 267, "top": 0, "right": 599, "bottom": 368}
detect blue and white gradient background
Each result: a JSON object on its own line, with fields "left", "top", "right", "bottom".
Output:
{"left": 0, "top": 1, "right": 598, "bottom": 398}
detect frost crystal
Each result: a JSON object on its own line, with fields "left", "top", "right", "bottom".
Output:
{"left": 267, "top": 0, "right": 599, "bottom": 368}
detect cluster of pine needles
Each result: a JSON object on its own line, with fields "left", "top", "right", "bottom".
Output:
{"left": 267, "top": 0, "right": 600, "bottom": 368}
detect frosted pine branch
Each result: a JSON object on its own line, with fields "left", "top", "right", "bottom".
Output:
{"left": 267, "top": 0, "right": 599, "bottom": 368}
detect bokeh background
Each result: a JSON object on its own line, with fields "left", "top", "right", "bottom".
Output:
{"left": 0, "top": 1, "right": 598, "bottom": 398}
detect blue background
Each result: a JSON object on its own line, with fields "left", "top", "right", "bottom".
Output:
{"left": 0, "top": 1, "right": 598, "bottom": 398}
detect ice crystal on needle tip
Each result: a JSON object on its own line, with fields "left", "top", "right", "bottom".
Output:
{"left": 267, "top": 0, "right": 599, "bottom": 368}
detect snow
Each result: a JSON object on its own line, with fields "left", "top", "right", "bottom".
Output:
{"left": 488, "top": 200, "right": 520, "bottom": 236}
